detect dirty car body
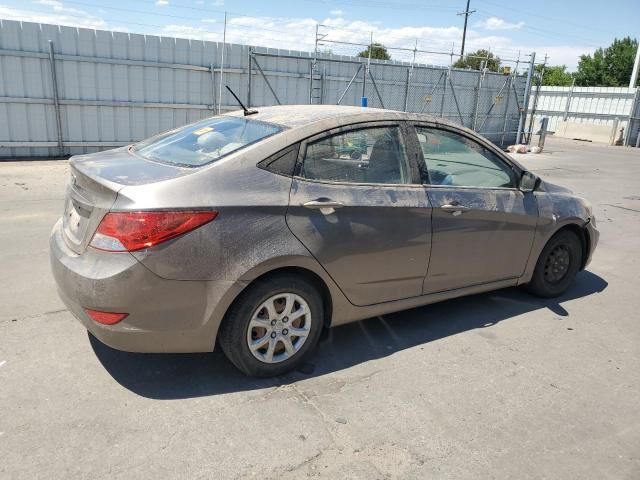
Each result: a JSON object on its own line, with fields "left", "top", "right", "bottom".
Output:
{"left": 50, "top": 105, "right": 598, "bottom": 375}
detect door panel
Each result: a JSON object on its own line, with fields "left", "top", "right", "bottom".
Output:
{"left": 407, "top": 124, "right": 539, "bottom": 293}
{"left": 423, "top": 187, "right": 538, "bottom": 293}
{"left": 287, "top": 180, "right": 432, "bottom": 306}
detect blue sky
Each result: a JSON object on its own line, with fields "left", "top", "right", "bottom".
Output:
{"left": 0, "top": 0, "right": 637, "bottom": 69}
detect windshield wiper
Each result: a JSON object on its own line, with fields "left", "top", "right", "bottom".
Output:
{"left": 225, "top": 86, "right": 258, "bottom": 116}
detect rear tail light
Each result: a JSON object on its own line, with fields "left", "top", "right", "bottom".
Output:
{"left": 90, "top": 210, "right": 218, "bottom": 252}
{"left": 85, "top": 309, "right": 128, "bottom": 325}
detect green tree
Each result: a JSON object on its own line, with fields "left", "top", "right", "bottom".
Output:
{"left": 536, "top": 64, "right": 574, "bottom": 86}
{"left": 357, "top": 43, "right": 391, "bottom": 60}
{"left": 453, "top": 49, "right": 501, "bottom": 72}
{"left": 574, "top": 37, "right": 638, "bottom": 87}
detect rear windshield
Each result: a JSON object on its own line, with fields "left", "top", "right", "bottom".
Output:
{"left": 132, "top": 116, "right": 283, "bottom": 167}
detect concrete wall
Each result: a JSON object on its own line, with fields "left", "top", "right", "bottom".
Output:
{"left": 527, "top": 85, "right": 639, "bottom": 145}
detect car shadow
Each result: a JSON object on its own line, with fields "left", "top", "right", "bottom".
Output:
{"left": 90, "top": 271, "right": 607, "bottom": 399}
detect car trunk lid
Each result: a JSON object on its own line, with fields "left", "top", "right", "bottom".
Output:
{"left": 62, "top": 148, "right": 194, "bottom": 253}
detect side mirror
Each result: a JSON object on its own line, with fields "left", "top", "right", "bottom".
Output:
{"left": 519, "top": 171, "right": 540, "bottom": 192}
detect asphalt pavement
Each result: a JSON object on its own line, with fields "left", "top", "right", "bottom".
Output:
{"left": 0, "top": 137, "right": 638, "bottom": 479}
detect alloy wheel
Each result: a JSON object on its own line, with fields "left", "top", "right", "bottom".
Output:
{"left": 246, "top": 293, "right": 312, "bottom": 364}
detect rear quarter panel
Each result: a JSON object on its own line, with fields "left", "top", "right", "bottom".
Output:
{"left": 113, "top": 150, "right": 308, "bottom": 283}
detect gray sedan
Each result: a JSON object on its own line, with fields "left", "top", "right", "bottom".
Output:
{"left": 50, "top": 105, "right": 598, "bottom": 377}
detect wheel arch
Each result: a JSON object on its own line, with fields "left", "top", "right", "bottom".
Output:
{"left": 215, "top": 260, "right": 336, "bottom": 350}
{"left": 552, "top": 222, "right": 591, "bottom": 271}
{"left": 243, "top": 266, "right": 334, "bottom": 329}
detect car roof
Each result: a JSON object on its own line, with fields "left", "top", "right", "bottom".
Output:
{"left": 224, "top": 105, "right": 411, "bottom": 128}
{"left": 222, "top": 105, "right": 521, "bottom": 168}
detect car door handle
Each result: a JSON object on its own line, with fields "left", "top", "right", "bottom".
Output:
{"left": 303, "top": 200, "right": 345, "bottom": 209}
{"left": 441, "top": 203, "right": 470, "bottom": 216}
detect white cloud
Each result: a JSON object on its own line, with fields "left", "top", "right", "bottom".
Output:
{"left": 476, "top": 16, "right": 524, "bottom": 31}
{"left": 0, "top": 3, "right": 107, "bottom": 29}
{"left": 34, "top": 0, "right": 97, "bottom": 17}
{"left": 211, "top": 0, "right": 224, "bottom": 6}
{"left": 329, "top": 9, "right": 344, "bottom": 16}
{"left": 529, "top": 45, "right": 594, "bottom": 70}
{"left": 155, "top": 0, "right": 169, "bottom": 5}
{"left": 0, "top": 5, "right": 590, "bottom": 70}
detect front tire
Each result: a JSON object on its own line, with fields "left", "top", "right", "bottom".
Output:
{"left": 218, "top": 273, "right": 324, "bottom": 377}
{"left": 526, "top": 230, "right": 583, "bottom": 298}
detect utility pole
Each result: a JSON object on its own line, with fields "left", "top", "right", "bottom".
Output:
{"left": 458, "top": 0, "right": 475, "bottom": 57}
{"left": 630, "top": 43, "right": 640, "bottom": 88}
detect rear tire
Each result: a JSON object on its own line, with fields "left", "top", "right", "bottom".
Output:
{"left": 526, "top": 230, "right": 582, "bottom": 298}
{"left": 218, "top": 273, "right": 323, "bottom": 377}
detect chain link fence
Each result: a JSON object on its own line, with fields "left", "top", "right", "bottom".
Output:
{"left": 249, "top": 50, "right": 531, "bottom": 147}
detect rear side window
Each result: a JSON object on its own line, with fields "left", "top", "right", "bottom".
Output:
{"left": 415, "top": 127, "right": 516, "bottom": 188}
{"left": 133, "top": 117, "right": 283, "bottom": 167}
{"left": 300, "top": 126, "right": 410, "bottom": 184}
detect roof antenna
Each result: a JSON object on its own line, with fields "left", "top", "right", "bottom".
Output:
{"left": 225, "top": 85, "right": 257, "bottom": 116}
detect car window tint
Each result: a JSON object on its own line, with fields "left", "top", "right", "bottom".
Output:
{"left": 301, "top": 126, "right": 410, "bottom": 184}
{"left": 415, "top": 127, "right": 515, "bottom": 188}
{"left": 133, "top": 117, "right": 283, "bottom": 167}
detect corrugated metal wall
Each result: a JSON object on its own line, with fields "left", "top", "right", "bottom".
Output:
{"left": 528, "top": 85, "right": 639, "bottom": 142}
{"left": 0, "top": 19, "right": 529, "bottom": 158}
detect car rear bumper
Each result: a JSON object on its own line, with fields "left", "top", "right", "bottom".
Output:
{"left": 49, "top": 219, "right": 244, "bottom": 353}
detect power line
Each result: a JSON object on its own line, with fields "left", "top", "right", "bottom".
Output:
{"left": 296, "top": 0, "right": 460, "bottom": 13}
{"left": 472, "top": 9, "right": 608, "bottom": 49}
{"left": 477, "top": 0, "right": 623, "bottom": 39}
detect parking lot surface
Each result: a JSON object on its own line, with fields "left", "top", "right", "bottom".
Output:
{"left": 1, "top": 137, "right": 639, "bottom": 479}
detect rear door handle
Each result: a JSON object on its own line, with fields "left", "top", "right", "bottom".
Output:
{"left": 303, "top": 200, "right": 345, "bottom": 209}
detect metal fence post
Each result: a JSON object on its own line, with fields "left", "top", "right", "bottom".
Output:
{"left": 320, "top": 66, "right": 325, "bottom": 104}
{"left": 403, "top": 67, "right": 411, "bottom": 112}
{"left": 210, "top": 63, "right": 216, "bottom": 111}
{"left": 440, "top": 68, "right": 448, "bottom": 118}
{"left": 500, "top": 73, "right": 512, "bottom": 145}
{"left": 516, "top": 52, "right": 535, "bottom": 145}
{"left": 361, "top": 59, "right": 367, "bottom": 99}
{"left": 217, "top": 12, "right": 227, "bottom": 114}
{"left": 471, "top": 62, "right": 485, "bottom": 131}
{"left": 247, "top": 48, "right": 252, "bottom": 107}
{"left": 308, "top": 61, "right": 314, "bottom": 104}
{"left": 538, "top": 116, "right": 549, "bottom": 151}
{"left": 564, "top": 77, "right": 576, "bottom": 121}
{"left": 48, "top": 40, "right": 64, "bottom": 157}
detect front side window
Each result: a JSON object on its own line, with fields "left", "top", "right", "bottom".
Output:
{"left": 415, "top": 127, "right": 516, "bottom": 188}
{"left": 133, "top": 116, "right": 283, "bottom": 167}
{"left": 300, "top": 126, "right": 410, "bottom": 184}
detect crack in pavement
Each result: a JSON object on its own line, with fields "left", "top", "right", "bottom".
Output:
{"left": 1, "top": 308, "right": 68, "bottom": 324}
{"left": 603, "top": 203, "right": 640, "bottom": 213}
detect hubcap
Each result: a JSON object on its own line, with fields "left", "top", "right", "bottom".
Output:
{"left": 544, "top": 244, "right": 571, "bottom": 284}
{"left": 246, "top": 293, "right": 312, "bottom": 364}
